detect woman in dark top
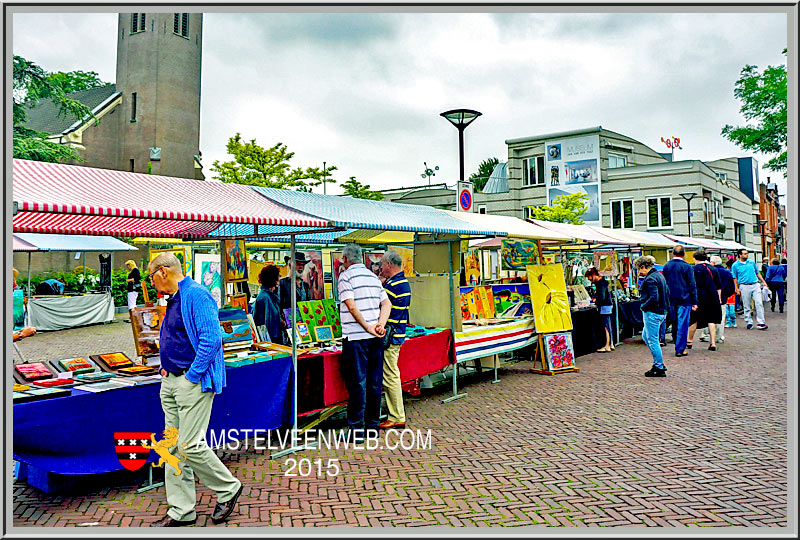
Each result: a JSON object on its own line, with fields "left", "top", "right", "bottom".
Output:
{"left": 765, "top": 258, "right": 787, "bottom": 312}
{"left": 124, "top": 260, "right": 141, "bottom": 319}
{"left": 253, "top": 264, "right": 284, "bottom": 345}
{"left": 586, "top": 267, "right": 614, "bottom": 353}
{"left": 688, "top": 250, "right": 722, "bottom": 351}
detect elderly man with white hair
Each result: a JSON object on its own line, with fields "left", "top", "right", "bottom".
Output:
{"left": 700, "top": 255, "right": 736, "bottom": 344}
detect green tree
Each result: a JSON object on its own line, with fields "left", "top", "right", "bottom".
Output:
{"left": 530, "top": 192, "right": 588, "bottom": 224}
{"left": 341, "top": 176, "right": 384, "bottom": 200}
{"left": 469, "top": 157, "right": 499, "bottom": 192}
{"left": 13, "top": 56, "right": 108, "bottom": 162}
{"left": 211, "top": 133, "right": 337, "bottom": 189}
{"left": 721, "top": 49, "right": 787, "bottom": 174}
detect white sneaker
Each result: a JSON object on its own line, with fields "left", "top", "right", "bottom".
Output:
{"left": 699, "top": 335, "right": 709, "bottom": 342}
{"left": 718, "top": 337, "right": 725, "bottom": 343}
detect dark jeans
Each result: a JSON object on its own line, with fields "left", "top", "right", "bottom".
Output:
{"left": 768, "top": 282, "right": 786, "bottom": 310}
{"left": 341, "top": 337, "right": 384, "bottom": 433}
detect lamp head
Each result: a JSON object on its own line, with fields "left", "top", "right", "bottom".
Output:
{"left": 440, "top": 109, "right": 482, "bottom": 129}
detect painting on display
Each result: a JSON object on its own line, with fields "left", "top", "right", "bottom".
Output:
{"left": 194, "top": 254, "right": 223, "bottom": 308}
{"left": 464, "top": 248, "right": 481, "bottom": 285}
{"left": 526, "top": 264, "right": 573, "bottom": 333}
{"left": 387, "top": 245, "right": 415, "bottom": 276}
{"left": 501, "top": 239, "right": 540, "bottom": 270}
{"left": 364, "top": 251, "right": 384, "bottom": 277}
{"left": 592, "top": 250, "right": 618, "bottom": 277}
{"left": 321, "top": 299, "right": 342, "bottom": 338}
{"left": 544, "top": 134, "right": 601, "bottom": 225}
{"left": 218, "top": 307, "right": 251, "bottom": 345}
{"left": 223, "top": 239, "right": 248, "bottom": 282}
{"left": 459, "top": 286, "right": 496, "bottom": 320}
{"left": 229, "top": 294, "right": 248, "bottom": 313}
{"left": 301, "top": 251, "right": 325, "bottom": 300}
{"left": 149, "top": 248, "right": 187, "bottom": 274}
{"left": 543, "top": 332, "right": 576, "bottom": 371}
{"left": 130, "top": 306, "right": 163, "bottom": 356}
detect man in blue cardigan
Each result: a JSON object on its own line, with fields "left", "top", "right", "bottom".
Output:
{"left": 148, "top": 253, "right": 243, "bottom": 527}
{"left": 662, "top": 245, "right": 697, "bottom": 357}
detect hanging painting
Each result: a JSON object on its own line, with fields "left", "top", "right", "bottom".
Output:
{"left": 194, "top": 254, "right": 223, "bottom": 308}
{"left": 501, "top": 240, "right": 539, "bottom": 270}
{"left": 464, "top": 248, "right": 482, "bottom": 285}
{"left": 543, "top": 332, "right": 576, "bottom": 371}
{"left": 301, "top": 250, "right": 325, "bottom": 300}
{"left": 364, "top": 251, "right": 384, "bottom": 277}
{"left": 592, "top": 250, "right": 618, "bottom": 277}
{"left": 387, "top": 245, "right": 415, "bottom": 276}
{"left": 223, "top": 239, "right": 248, "bottom": 282}
{"left": 526, "top": 264, "right": 573, "bottom": 333}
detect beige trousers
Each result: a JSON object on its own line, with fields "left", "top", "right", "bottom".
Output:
{"left": 160, "top": 373, "right": 241, "bottom": 521}
{"left": 382, "top": 344, "right": 405, "bottom": 423}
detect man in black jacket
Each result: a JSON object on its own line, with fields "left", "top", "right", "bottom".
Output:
{"left": 635, "top": 255, "right": 670, "bottom": 378}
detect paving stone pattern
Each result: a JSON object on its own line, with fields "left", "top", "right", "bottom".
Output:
{"left": 13, "top": 311, "right": 788, "bottom": 528}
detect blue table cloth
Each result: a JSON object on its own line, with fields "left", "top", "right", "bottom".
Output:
{"left": 13, "top": 356, "right": 293, "bottom": 476}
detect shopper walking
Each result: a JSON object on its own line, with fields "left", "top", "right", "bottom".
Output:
{"left": 337, "top": 244, "right": 392, "bottom": 442}
{"left": 253, "top": 264, "right": 285, "bottom": 345}
{"left": 585, "top": 267, "right": 615, "bottom": 352}
{"left": 662, "top": 245, "right": 697, "bottom": 357}
{"left": 634, "top": 255, "right": 669, "bottom": 377}
{"left": 701, "top": 255, "right": 735, "bottom": 344}
{"left": 687, "top": 250, "right": 722, "bottom": 351}
{"left": 148, "top": 253, "right": 243, "bottom": 527}
{"left": 765, "top": 258, "right": 787, "bottom": 313}
{"left": 379, "top": 251, "right": 411, "bottom": 430}
{"left": 731, "top": 248, "right": 769, "bottom": 330}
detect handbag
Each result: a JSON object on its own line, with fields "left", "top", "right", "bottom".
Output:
{"left": 381, "top": 323, "right": 396, "bottom": 351}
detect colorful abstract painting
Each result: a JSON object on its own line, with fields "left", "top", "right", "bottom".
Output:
{"left": 194, "top": 254, "right": 223, "bottom": 308}
{"left": 526, "top": 264, "right": 573, "bottom": 333}
{"left": 501, "top": 240, "right": 539, "bottom": 270}
{"left": 224, "top": 239, "right": 248, "bottom": 282}
{"left": 387, "top": 245, "right": 415, "bottom": 276}
{"left": 464, "top": 248, "right": 481, "bottom": 285}
{"left": 543, "top": 332, "right": 575, "bottom": 371}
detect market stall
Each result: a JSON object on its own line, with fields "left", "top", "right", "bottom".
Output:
{"left": 12, "top": 233, "right": 139, "bottom": 331}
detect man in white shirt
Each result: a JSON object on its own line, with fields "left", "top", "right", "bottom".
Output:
{"left": 337, "top": 244, "right": 392, "bottom": 441}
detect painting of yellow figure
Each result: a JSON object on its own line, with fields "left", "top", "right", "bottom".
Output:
{"left": 464, "top": 249, "right": 481, "bottom": 285}
{"left": 526, "top": 264, "right": 573, "bottom": 333}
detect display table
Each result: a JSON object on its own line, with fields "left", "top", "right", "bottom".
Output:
{"left": 296, "top": 329, "right": 454, "bottom": 415}
{"left": 617, "top": 299, "right": 644, "bottom": 340}
{"left": 454, "top": 317, "right": 536, "bottom": 364}
{"left": 13, "top": 356, "right": 293, "bottom": 493}
{"left": 570, "top": 307, "right": 606, "bottom": 358}
{"left": 27, "top": 293, "right": 115, "bottom": 331}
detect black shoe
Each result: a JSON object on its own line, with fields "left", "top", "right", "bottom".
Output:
{"left": 708, "top": 345, "right": 717, "bottom": 351}
{"left": 780, "top": 307, "right": 784, "bottom": 313}
{"left": 675, "top": 351, "right": 689, "bottom": 357}
{"left": 660, "top": 340, "right": 667, "bottom": 347}
{"left": 686, "top": 342, "right": 693, "bottom": 349}
{"left": 644, "top": 366, "right": 666, "bottom": 377}
{"left": 211, "top": 483, "right": 244, "bottom": 524}
{"left": 151, "top": 515, "right": 197, "bottom": 527}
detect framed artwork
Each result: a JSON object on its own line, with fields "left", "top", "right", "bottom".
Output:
{"left": 295, "top": 322, "right": 312, "bottom": 343}
{"left": 572, "top": 284, "right": 591, "bottom": 306}
{"left": 331, "top": 252, "right": 344, "bottom": 300}
{"left": 314, "top": 325, "right": 334, "bottom": 342}
{"left": 219, "top": 307, "right": 252, "bottom": 344}
{"left": 301, "top": 251, "right": 325, "bottom": 300}
{"left": 364, "top": 251, "right": 384, "bottom": 277}
{"left": 321, "top": 299, "right": 341, "bottom": 338}
{"left": 526, "top": 264, "right": 573, "bottom": 333}
{"left": 130, "top": 306, "right": 163, "bottom": 356}
{"left": 224, "top": 239, "right": 248, "bottom": 282}
{"left": 501, "top": 240, "right": 539, "bottom": 270}
{"left": 91, "top": 352, "right": 135, "bottom": 372}
{"left": 464, "top": 248, "right": 481, "bottom": 285}
{"left": 14, "top": 362, "right": 55, "bottom": 382}
{"left": 387, "top": 245, "right": 415, "bottom": 276}
{"left": 229, "top": 293, "right": 248, "bottom": 313}
{"left": 194, "top": 254, "right": 223, "bottom": 308}
{"left": 593, "top": 250, "right": 618, "bottom": 277}
{"left": 283, "top": 307, "right": 301, "bottom": 329}
{"left": 543, "top": 332, "right": 576, "bottom": 371}
{"left": 150, "top": 248, "right": 187, "bottom": 274}
{"left": 53, "top": 357, "right": 95, "bottom": 374}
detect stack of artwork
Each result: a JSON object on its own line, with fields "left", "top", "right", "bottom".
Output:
{"left": 219, "top": 307, "right": 252, "bottom": 354}
{"left": 130, "top": 306, "right": 162, "bottom": 356}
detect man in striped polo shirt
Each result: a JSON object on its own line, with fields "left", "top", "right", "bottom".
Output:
{"left": 379, "top": 251, "right": 412, "bottom": 430}
{"left": 337, "top": 244, "right": 391, "bottom": 440}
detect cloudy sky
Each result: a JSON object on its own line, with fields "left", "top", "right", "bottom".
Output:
{"left": 12, "top": 10, "right": 788, "bottom": 197}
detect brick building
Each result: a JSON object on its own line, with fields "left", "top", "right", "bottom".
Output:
{"left": 758, "top": 180, "right": 787, "bottom": 261}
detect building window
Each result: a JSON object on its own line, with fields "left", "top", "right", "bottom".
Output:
{"left": 477, "top": 204, "right": 486, "bottom": 214}
{"left": 608, "top": 154, "right": 627, "bottom": 169}
{"left": 130, "top": 13, "right": 146, "bottom": 33}
{"left": 734, "top": 222, "right": 745, "bottom": 244}
{"left": 174, "top": 13, "right": 189, "bottom": 37}
{"left": 647, "top": 196, "right": 672, "bottom": 229}
{"left": 129, "top": 159, "right": 135, "bottom": 172}
{"left": 715, "top": 172, "right": 727, "bottom": 182}
{"left": 610, "top": 199, "right": 634, "bottom": 229}
{"left": 714, "top": 200, "right": 724, "bottom": 233}
{"left": 130, "top": 92, "right": 137, "bottom": 122}
{"left": 521, "top": 157, "right": 543, "bottom": 187}
{"left": 753, "top": 222, "right": 760, "bottom": 234}
{"left": 524, "top": 206, "right": 535, "bottom": 219}
{"left": 703, "top": 197, "right": 712, "bottom": 229}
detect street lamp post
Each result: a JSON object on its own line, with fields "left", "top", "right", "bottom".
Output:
{"left": 758, "top": 219, "right": 768, "bottom": 258}
{"left": 440, "top": 109, "right": 482, "bottom": 181}
{"left": 679, "top": 192, "right": 697, "bottom": 237}
{"left": 322, "top": 161, "right": 327, "bottom": 195}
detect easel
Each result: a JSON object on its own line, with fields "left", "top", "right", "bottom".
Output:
{"left": 530, "top": 334, "right": 581, "bottom": 375}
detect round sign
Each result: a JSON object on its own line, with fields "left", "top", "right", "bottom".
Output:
{"left": 459, "top": 189, "right": 472, "bottom": 211}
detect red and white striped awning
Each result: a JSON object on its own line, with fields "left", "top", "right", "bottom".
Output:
{"left": 12, "top": 159, "right": 330, "bottom": 232}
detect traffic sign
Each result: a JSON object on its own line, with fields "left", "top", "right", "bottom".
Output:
{"left": 457, "top": 181, "right": 473, "bottom": 212}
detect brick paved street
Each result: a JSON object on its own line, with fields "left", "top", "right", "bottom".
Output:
{"left": 13, "top": 310, "right": 788, "bottom": 528}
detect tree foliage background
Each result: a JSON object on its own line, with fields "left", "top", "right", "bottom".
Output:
{"left": 469, "top": 157, "right": 499, "bottom": 192}
{"left": 341, "top": 177, "right": 384, "bottom": 200}
{"left": 721, "top": 49, "right": 787, "bottom": 175}
{"left": 13, "top": 55, "right": 108, "bottom": 162}
{"left": 531, "top": 192, "right": 588, "bottom": 224}
{"left": 211, "top": 133, "right": 337, "bottom": 190}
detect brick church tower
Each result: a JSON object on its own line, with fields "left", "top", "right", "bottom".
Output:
{"left": 116, "top": 12, "right": 203, "bottom": 178}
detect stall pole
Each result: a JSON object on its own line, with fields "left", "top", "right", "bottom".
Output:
{"left": 27, "top": 252, "right": 32, "bottom": 298}
{"left": 82, "top": 251, "right": 87, "bottom": 288}
{"left": 271, "top": 234, "right": 316, "bottom": 459}
{"left": 442, "top": 239, "right": 467, "bottom": 404}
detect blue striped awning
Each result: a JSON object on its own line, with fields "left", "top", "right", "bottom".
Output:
{"left": 251, "top": 187, "right": 505, "bottom": 237}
